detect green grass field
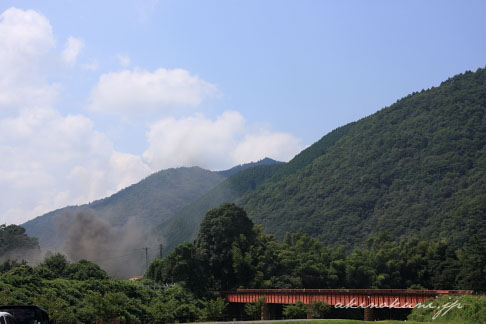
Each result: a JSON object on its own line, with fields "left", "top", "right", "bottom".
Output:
{"left": 258, "top": 321, "right": 423, "bottom": 324}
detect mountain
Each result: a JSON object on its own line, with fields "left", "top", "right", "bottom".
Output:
{"left": 216, "top": 157, "right": 281, "bottom": 178}
{"left": 157, "top": 68, "right": 486, "bottom": 252}
{"left": 22, "top": 158, "right": 282, "bottom": 252}
{"left": 156, "top": 123, "right": 354, "bottom": 251}
{"left": 156, "top": 163, "right": 282, "bottom": 251}
{"left": 240, "top": 68, "right": 486, "bottom": 248}
{"left": 23, "top": 167, "right": 226, "bottom": 249}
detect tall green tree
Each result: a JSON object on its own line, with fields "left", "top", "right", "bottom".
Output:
{"left": 0, "top": 224, "right": 39, "bottom": 256}
{"left": 196, "top": 203, "right": 256, "bottom": 290}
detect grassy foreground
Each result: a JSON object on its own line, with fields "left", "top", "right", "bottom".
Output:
{"left": 214, "top": 321, "right": 424, "bottom": 324}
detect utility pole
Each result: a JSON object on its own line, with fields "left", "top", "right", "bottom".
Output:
{"left": 159, "top": 243, "right": 163, "bottom": 259}
{"left": 145, "top": 247, "right": 149, "bottom": 274}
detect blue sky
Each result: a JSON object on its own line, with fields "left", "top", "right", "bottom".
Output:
{"left": 1, "top": 0, "right": 485, "bottom": 224}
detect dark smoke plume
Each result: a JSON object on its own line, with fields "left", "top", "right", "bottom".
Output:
{"left": 56, "top": 210, "right": 158, "bottom": 279}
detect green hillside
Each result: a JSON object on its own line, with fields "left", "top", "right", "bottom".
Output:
{"left": 156, "top": 124, "right": 354, "bottom": 251}
{"left": 23, "top": 167, "right": 226, "bottom": 249}
{"left": 240, "top": 68, "right": 486, "bottom": 248}
{"left": 156, "top": 163, "right": 282, "bottom": 251}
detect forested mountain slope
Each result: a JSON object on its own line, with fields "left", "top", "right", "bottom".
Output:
{"left": 156, "top": 124, "right": 354, "bottom": 251}
{"left": 240, "top": 68, "right": 486, "bottom": 248}
{"left": 23, "top": 167, "right": 226, "bottom": 248}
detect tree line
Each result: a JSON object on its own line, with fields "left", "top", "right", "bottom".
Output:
{"left": 1, "top": 203, "right": 485, "bottom": 323}
{"left": 148, "top": 203, "right": 486, "bottom": 294}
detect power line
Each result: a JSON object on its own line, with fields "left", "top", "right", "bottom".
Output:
{"left": 2, "top": 244, "right": 161, "bottom": 264}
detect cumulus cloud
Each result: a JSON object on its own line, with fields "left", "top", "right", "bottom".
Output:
{"left": 0, "top": 107, "right": 151, "bottom": 225}
{"left": 0, "top": 7, "right": 57, "bottom": 110}
{"left": 86, "top": 68, "right": 219, "bottom": 115}
{"left": 0, "top": 8, "right": 152, "bottom": 225}
{"left": 62, "top": 36, "right": 84, "bottom": 65}
{"left": 143, "top": 111, "right": 303, "bottom": 170}
{"left": 0, "top": 7, "right": 303, "bottom": 227}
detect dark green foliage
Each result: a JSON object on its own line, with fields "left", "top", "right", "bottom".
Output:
{"left": 147, "top": 242, "right": 206, "bottom": 295}
{"left": 156, "top": 124, "right": 352, "bottom": 253}
{"left": 156, "top": 69, "right": 486, "bottom": 256}
{"left": 156, "top": 163, "right": 282, "bottom": 252}
{"left": 35, "top": 254, "right": 108, "bottom": 281}
{"left": 408, "top": 295, "right": 486, "bottom": 323}
{"left": 457, "top": 234, "right": 486, "bottom": 291}
{"left": 65, "top": 259, "right": 109, "bottom": 280}
{"left": 40, "top": 253, "right": 69, "bottom": 278}
{"left": 239, "top": 68, "right": 486, "bottom": 248}
{"left": 244, "top": 296, "right": 266, "bottom": 319}
{"left": 0, "top": 224, "right": 39, "bottom": 258}
{"left": 269, "top": 123, "right": 354, "bottom": 182}
{"left": 149, "top": 285, "right": 200, "bottom": 323}
{"left": 199, "top": 298, "right": 228, "bottom": 321}
{"left": 282, "top": 301, "right": 309, "bottom": 319}
{"left": 150, "top": 204, "right": 486, "bottom": 293}
{"left": 311, "top": 301, "right": 330, "bottom": 318}
{"left": 217, "top": 157, "right": 281, "bottom": 178}
{"left": 0, "top": 255, "right": 221, "bottom": 324}
{"left": 196, "top": 203, "right": 256, "bottom": 291}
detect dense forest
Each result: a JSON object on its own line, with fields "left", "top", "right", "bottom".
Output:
{"left": 156, "top": 123, "right": 355, "bottom": 251}
{"left": 149, "top": 204, "right": 486, "bottom": 294}
{"left": 2, "top": 204, "right": 486, "bottom": 323}
{"left": 241, "top": 68, "right": 486, "bottom": 248}
{"left": 155, "top": 68, "right": 486, "bottom": 253}
{"left": 24, "top": 68, "right": 486, "bottom": 257}
{"left": 0, "top": 255, "right": 227, "bottom": 323}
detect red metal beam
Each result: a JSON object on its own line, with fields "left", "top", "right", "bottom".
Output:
{"left": 221, "top": 289, "right": 474, "bottom": 309}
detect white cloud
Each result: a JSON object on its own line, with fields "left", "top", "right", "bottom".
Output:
{"left": 143, "top": 111, "right": 302, "bottom": 170}
{"left": 0, "top": 7, "right": 57, "bottom": 110}
{"left": 233, "top": 131, "right": 302, "bottom": 164}
{"left": 0, "top": 8, "right": 152, "bottom": 225}
{"left": 86, "top": 68, "right": 219, "bottom": 115}
{"left": 0, "top": 7, "right": 303, "bottom": 226}
{"left": 117, "top": 54, "right": 131, "bottom": 67}
{"left": 0, "top": 107, "right": 152, "bottom": 225}
{"left": 62, "top": 36, "right": 84, "bottom": 66}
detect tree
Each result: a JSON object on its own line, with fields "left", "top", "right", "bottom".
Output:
{"left": 196, "top": 203, "right": 255, "bottom": 290}
{"left": 0, "top": 224, "right": 39, "bottom": 257}
{"left": 66, "top": 259, "right": 108, "bottom": 280}
{"left": 199, "top": 298, "right": 227, "bottom": 321}
{"left": 40, "top": 253, "right": 69, "bottom": 278}
{"left": 147, "top": 242, "right": 206, "bottom": 295}
{"left": 457, "top": 234, "right": 486, "bottom": 292}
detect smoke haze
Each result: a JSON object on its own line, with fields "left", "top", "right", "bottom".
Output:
{"left": 56, "top": 210, "right": 159, "bottom": 278}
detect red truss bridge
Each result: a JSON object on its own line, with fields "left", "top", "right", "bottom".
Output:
{"left": 221, "top": 289, "right": 474, "bottom": 321}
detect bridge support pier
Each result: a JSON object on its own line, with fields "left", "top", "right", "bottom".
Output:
{"left": 363, "top": 308, "right": 375, "bottom": 321}
{"left": 261, "top": 304, "right": 277, "bottom": 320}
{"left": 306, "top": 304, "right": 313, "bottom": 319}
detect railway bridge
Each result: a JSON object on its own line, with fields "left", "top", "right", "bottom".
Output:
{"left": 221, "top": 289, "right": 473, "bottom": 321}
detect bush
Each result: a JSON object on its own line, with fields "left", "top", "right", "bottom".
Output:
{"left": 244, "top": 296, "right": 266, "bottom": 320}
{"left": 282, "top": 301, "right": 309, "bottom": 319}
{"left": 199, "top": 298, "right": 227, "bottom": 321}
{"left": 312, "top": 301, "right": 330, "bottom": 318}
{"left": 408, "top": 295, "right": 486, "bottom": 323}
